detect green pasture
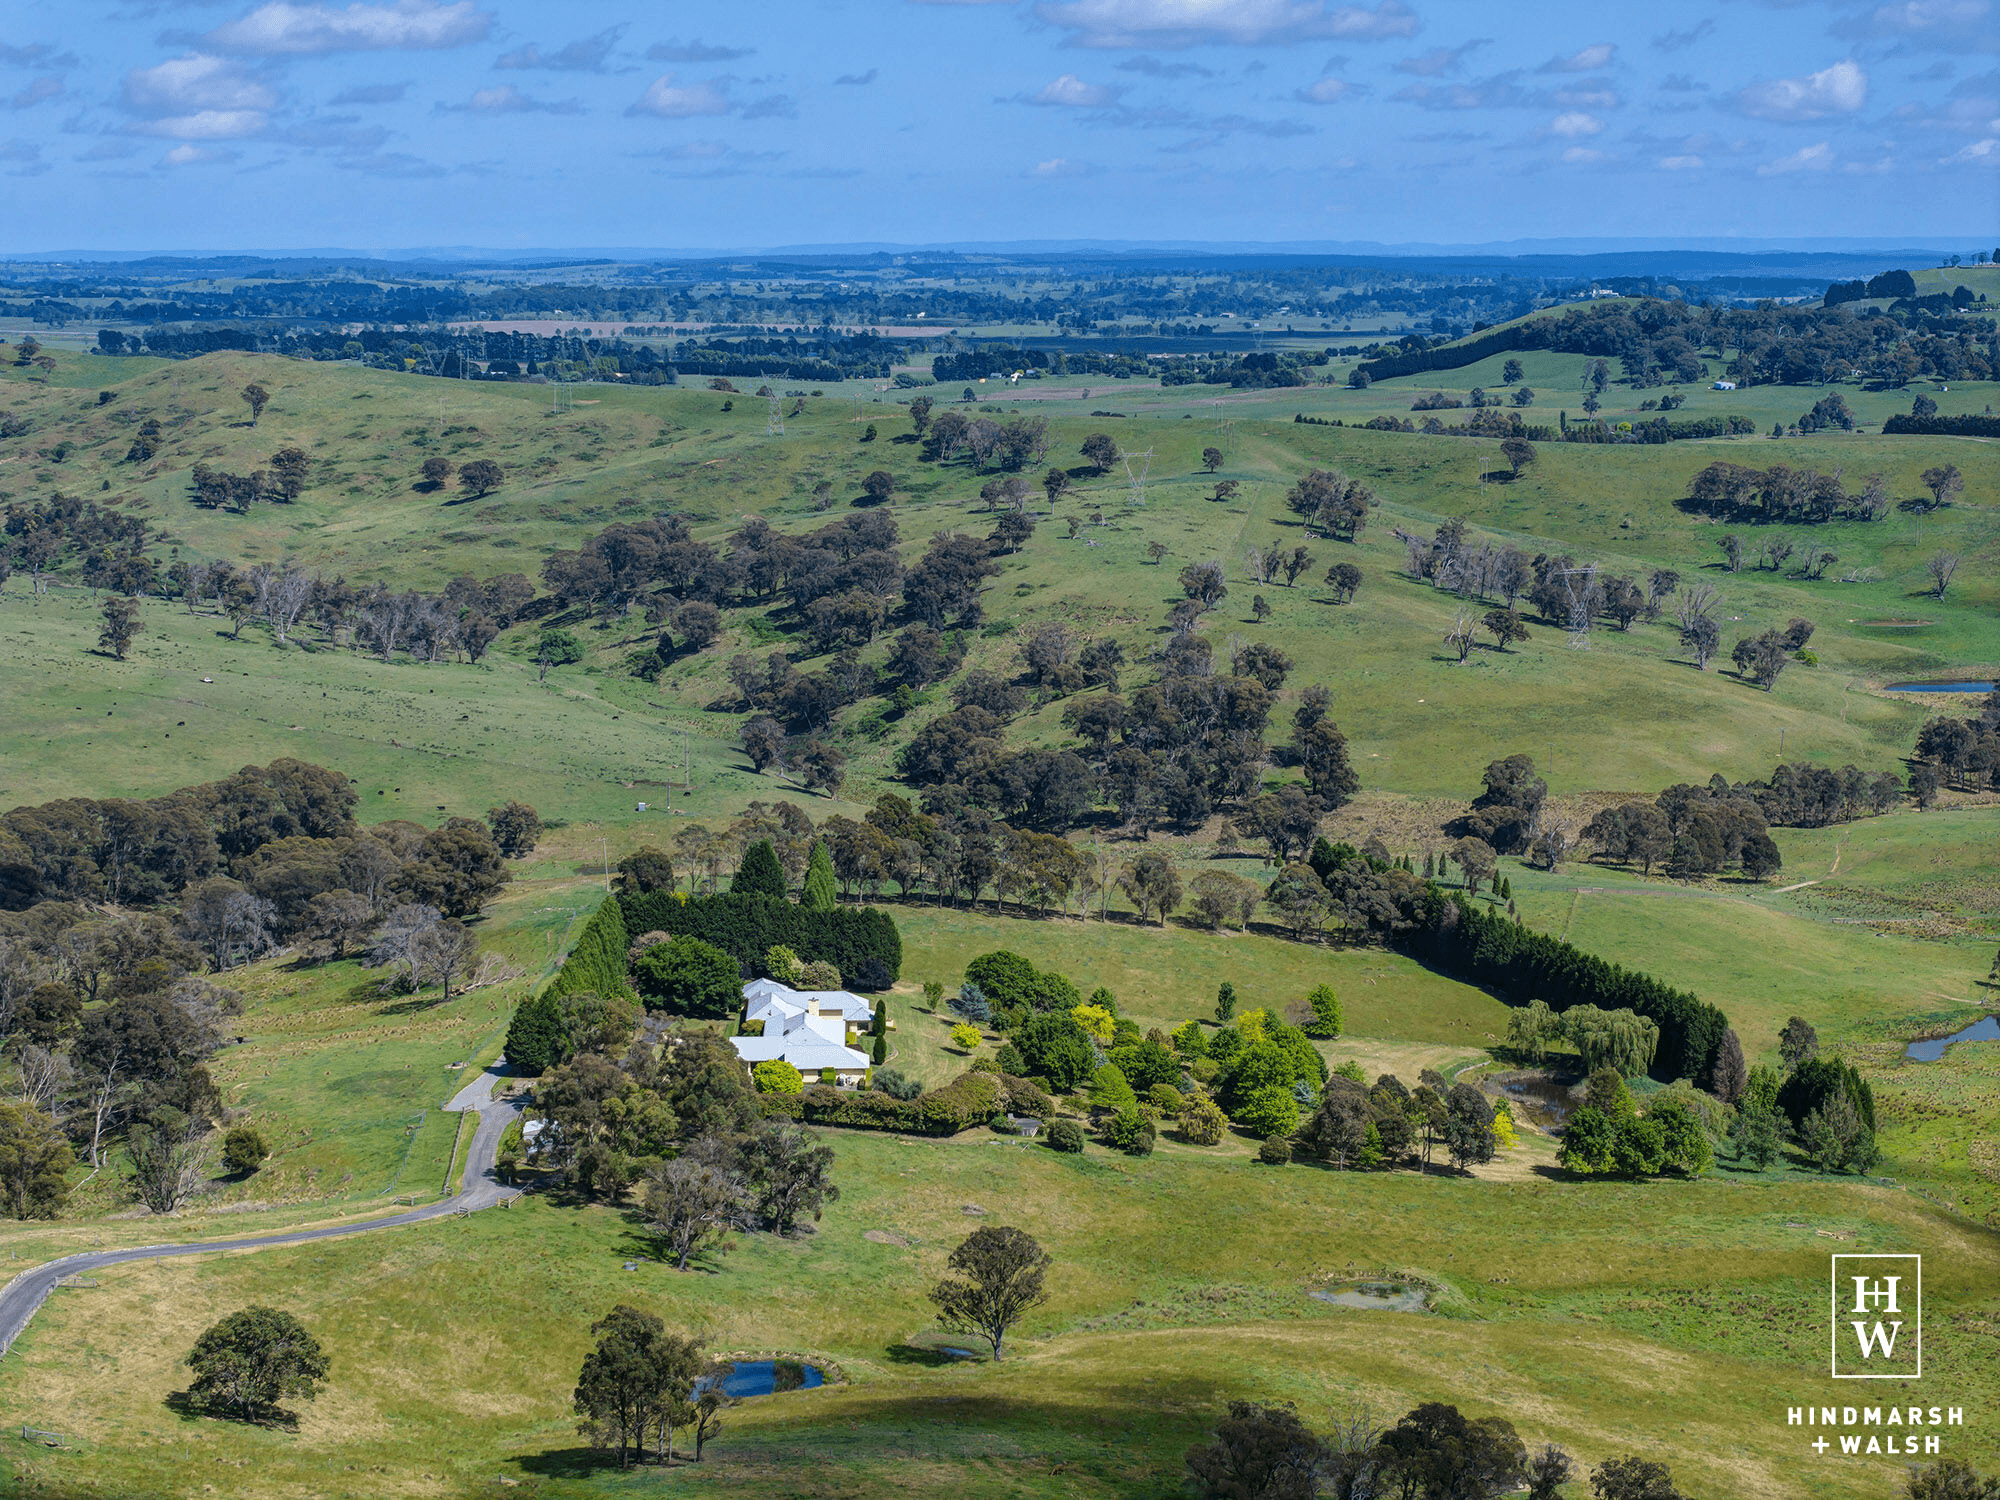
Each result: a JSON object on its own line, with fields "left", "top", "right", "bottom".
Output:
{"left": 2, "top": 1127, "right": 1993, "bottom": 1500}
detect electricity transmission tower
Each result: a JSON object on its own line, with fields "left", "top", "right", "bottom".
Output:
{"left": 1119, "top": 446, "right": 1153, "bottom": 505}
{"left": 551, "top": 379, "right": 573, "bottom": 415}
{"left": 767, "top": 391, "right": 784, "bottom": 436}
{"left": 1559, "top": 565, "right": 1598, "bottom": 649}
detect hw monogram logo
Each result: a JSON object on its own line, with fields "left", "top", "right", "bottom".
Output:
{"left": 1832, "top": 1254, "right": 1921, "bottom": 1379}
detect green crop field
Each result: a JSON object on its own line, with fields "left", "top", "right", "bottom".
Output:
{"left": 2, "top": 337, "right": 1997, "bottom": 1500}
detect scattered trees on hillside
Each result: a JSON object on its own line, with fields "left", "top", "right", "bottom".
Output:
{"left": 928, "top": 1225, "right": 1051, "bottom": 1360}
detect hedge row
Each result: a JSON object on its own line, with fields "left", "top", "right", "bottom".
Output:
{"left": 504, "top": 895, "right": 634, "bottom": 1073}
{"left": 549, "top": 895, "right": 633, "bottom": 1002}
{"left": 1882, "top": 412, "right": 2000, "bottom": 438}
{"left": 618, "top": 892, "right": 902, "bottom": 986}
{"left": 757, "top": 1072, "right": 1001, "bottom": 1136}
{"left": 1357, "top": 324, "right": 1533, "bottom": 382}
{"left": 1411, "top": 896, "right": 1728, "bottom": 1086}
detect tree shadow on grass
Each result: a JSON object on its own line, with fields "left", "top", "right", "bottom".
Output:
{"left": 884, "top": 1342, "right": 974, "bottom": 1367}
{"left": 162, "top": 1391, "right": 300, "bottom": 1430}
{"left": 510, "top": 1445, "right": 626, "bottom": 1479}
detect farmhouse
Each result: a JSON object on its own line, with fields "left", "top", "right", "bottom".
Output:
{"left": 731, "top": 979, "right": 872, "bottom": 1086}
{"left": 1711, "top": 379, "right": 1737, "bottom": 390}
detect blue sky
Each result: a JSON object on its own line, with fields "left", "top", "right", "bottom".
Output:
{"left": 0, "top": 0, "right": 1994, "bottom": 251}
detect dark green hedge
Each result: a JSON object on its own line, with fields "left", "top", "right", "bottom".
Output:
{"left": 1414, "top": 896, "right": 1728, "bottom": 1086}
{"left": 618, "top": 891, "right": 901, "bottom": 985}
{"left": 756, "top": 1072, "right": 1001, "bottom": 1136}
{"left": 506, "top": 895, "right": 633, "bottom": 1074}
{"left": 1882, "top": 413, "right": 2000, "bottom": 437}
{"left": 550, "top": 895, "right": 632, "bottom": 1002}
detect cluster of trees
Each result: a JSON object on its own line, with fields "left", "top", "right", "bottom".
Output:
{"left": 1709, "top": 1016, "right": 1880, "bottom": 1176}
{"left": 1557, "top": 1069, "right": 1714, "bottom": 1179}
{"left": 1687, "top": 459, "right": 1901, "bottom": 526}
{"left": 1186, "top": 1398, "right": 1693, "bottom": 1500}
{"left": 1911, "top": 688, "right": 2000, "bottom": 801}
{"left": 519, "top": 1015, "right": 843, "bottom": 1243}
{"left": 0, "top": 761, "right": 534, "bottom": 1221}
{"left": 1584, "top": 761, "right": 1906, "bottom": 880}
{"left": 1392, "top": 517, "right": 1680, "bottom": 643}
{"left": 1357, "top": 295, "right": 1998, "bottom": 389}
{"left": 1, "top": 492, "right": 153, "bottom": 598}
{"left": 186, "top": 445, "right": 311, "bottom": 511}
{"left": 573, "top": 1306, "right": 735, "bottom": 1469}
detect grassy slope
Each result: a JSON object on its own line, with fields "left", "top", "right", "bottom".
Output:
{"left": 4, "top": 1128, "right": 1995, "bottom": 1500}
{"left": 4, "top": 346, "right": 2000, "bottom": 1495}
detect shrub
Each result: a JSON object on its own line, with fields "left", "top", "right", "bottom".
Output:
{"left": 964, "top": 951, "right": 1040, "bottom": 1011}
{"left": 1071, "top": 1003, "right": 1115, "bottom": 1044}
{"left": 950, "top": 1022, "right": 983, "bottom": 1052}
{"left": 994, "top": 1041, "right": 1025, "bottom": 1074}
{"left": 631, "top": 935, "right": 742, "bottom": 1017}
{"left": 1302, "top": 984, "right": 1343, "bottom": 1039}
{"left": 1235, "top": 1084, "right": 1301, "bottom": 1138}
{"left": 765, "top": 945, "right": 805, "bottom": 985}
{"left": 1013, "top": 1010, "right": 1096, "bottom": 1090}
{"left": 950, "top": 983, "right": 992, "bottom": 1024}
{"left": 1100, "top": 1106, "right": 1156, "bottom": 1155}
{"left": 853, "top": 956, "right": 895, "bottom": 991}
{"left": 819, "top": 1067, "right": 838, "bottom": 1086}
{"left": 221, "top": 1126, "right": 268, "bottom": 1176}
{"left": 1088, "top": 1064, "right": 1136, "bottom": 1112}
{"left": 1148, "top": 1084, "right": 1184, "bottom": 1114}
{"left": 799, "top": 959, "right": 842, "bottom": 990}
{"left": 1045, "top": 1118, "right": 1085, "bottom": 1153}
{"left": 1258, "top": 1135, "right": 1294, "bottom": 1165}
{"left": 1179, "top": 1094, "right": 1227, "bottom": 1145}
{"left": 873, "top": 1068, "right": 922, "bottom": 1101}
{"left": 755, "top": 1059, "right": 805, "bottom": 1094}
{"left": 1170, "top": 1019, "right": 1209, "bottom": 1058}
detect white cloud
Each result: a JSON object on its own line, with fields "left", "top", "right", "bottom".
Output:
{"left": 1028, "top": 156, "right": 1101, "bottom": 176}
{"left": 450, "top": 84, "right": 579, "bottom": 114}
{"left": 1549, "top": 111, "right": 1603, "bottom": 136}
{"left": 1541, "top": 43, "right": 1615, "bottom": 74}
{"left": 161, "top": 143, "right": 239, "bottom": 165}
{"left": 203, "top": 1, "right": 489, "bottom": 56}
{"left": 121, "top": 54, "right": 274, "bottom": 137}
{"left": 1031, "top": 0, "right": 1418, "bottom": 49}
{"left": 1032, "top": 73, "right": 1118, "bottom": 105}
{"left": 1738, "top": 60, "right": 1866, "bottom": 121}
{"left": 130, "top": 109, "right": 270, "bottom": 139}
{"left": 123, "top": 55, "right": 276, "bottom": 116}
{"left": 1944, "top": 135, "right": 2000, "bottom": 161}
{"left": 1757, "top": 140, "right": 1834, "bottom": 173}
{"left": 1561, "top": 146, "right": 1608, "bottom": 162}
{"left": 1297, "top": 76, "right": 1351, "bottom": 102}
{"left": 1839, "top": 0, "right": 1989, "bottom": 38}
{"left": 628, "top": 74, "right": 732, "bottom": 118}
{"left": 1658, "top": 153, "right": 1703, "bottom": 169}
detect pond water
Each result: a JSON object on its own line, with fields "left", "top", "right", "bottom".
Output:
{"left": 1310, "top": 1281, "right": 1430, "bottom": 1312}
{"left": 1501, "top": 1077, "right": 1577, "bottom": 1128}
{"left": 1906, "top": 1015, "right": 2000, "bottom": 1061}
{"left": 716, "top": 1360, "right": 825, "bottom": 1398}
{"left": 1884, "top": 680, "right": 1994, "bottom": 694}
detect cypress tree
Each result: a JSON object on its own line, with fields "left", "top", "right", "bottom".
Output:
{"left": 1215, "top": 982, "right": 1236, "bottom": 1023}
{"left": 803, "top": 840, "right": 838, "bottom": 911}
{"left": 871, "top": 1033, "right": 888, "bottom": 1065}
{"left": 872, "top": 999, "right": 887, "bottom": 1036}
{"left": 734, "top": 839, "right": 788, "bottom": 899}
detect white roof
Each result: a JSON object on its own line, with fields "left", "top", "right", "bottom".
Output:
{"left": 742, "top": 979, "right": 872, "bottom": 1024}
{"left": 734, "top": 980, "right": 871, "bottom": 1073}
